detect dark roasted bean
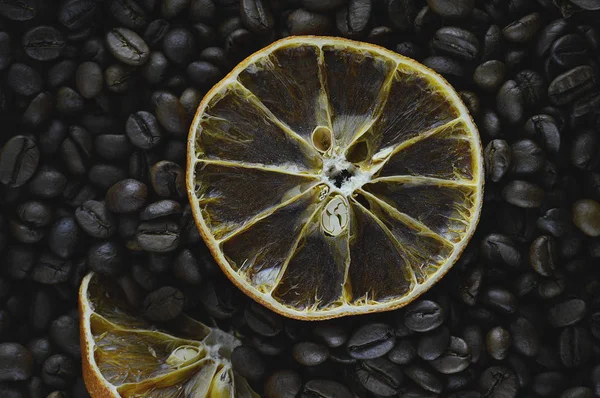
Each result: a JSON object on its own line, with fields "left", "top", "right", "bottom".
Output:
{"left": 0, "top": 0, "right": 37, "bottom": 20}
{"left": 187, "top": 61, "right": 222, "bottom": 87}
{"left": 548, "top": 299, "right": 586, "bottom": 327}
{"left": 502, "top": 180, "right": 544, "bottom": 208}
{"left": 136, "top": 219, "right": 180, "bottom": 252}
{"left": 430, "top": 337, "right": 471, "bottom": 374}
{"left": 432, "top": 27, "right": 479, "bottom": 61}
{"left": 287, "top": 9, "right": 332, "bottom": 35}
{"left": 59, "top": 0, "right": 98, "bottom": 30}
{"left": 560, "top": 387, "right": 595, "bottom": 398}
{"left": 536, "top": 19, "right": 569, "bottom": 56}
{"left": 0, "top": 135, "right": 39, "bottom": 188}
{"left": 265, "top": 370, "right": 302, "bottom": 398}
{"left": 106, "top": 27, "right": 150, "bottom": 66}
{"left": 509, "top": 317, "right": 539, "bottom": 357}
{"left": 356, "top": 357, "right": 404, "bottom": 396}
{"left": 387, "top": 339, "right": 416, "bottom": 365}
{"left": 524, "top": 114, "right": 561, "bottom": 154}
{"left": 313, "top": 322, "right": 348, "bottom": 348}
{"left": 126, "top": 111, "right": 163, "bottom": 149}
{"left": 0, "top": 343, "right": 34, "bottom": 381}
{"left": 27, "top": 338, "right": 54, "bottom": 367}
{"left": 417, "top": 326, "right": 450, "bottom": 360}
{"left": 478, "top": 366, "right": 518, "bottom": 398}
{"left": 42, "top": 354, "right": 76, "bottom": 389}
{"left": 559, "top": 327, "right": 591, "bottom": 368}
{"left": 486, "top": 326, "right": 510, "bottom": 360}
{"left": 61, "top": 126, "right": 93, "bottom": 176}
{"left": 88, "top": 164, "right": 127, "bottom": 190}
{"left": 404, "top": 364, "right": 443, "bottom": 394}
{"left": 533, "top": 371, "right": 567, "bottom": 397}
{"left": 75, "top": 62, "right": 103, "bottom": 99}
{"left": 293, "top": 342, "right": 330, "bottom": 366}
{"left": 422, "top": 55, "right": 465, "bottom": 78}
{"left": 105, "top": 63, "right": 137, "bottom": 93}
{"left": 241, "top": 0, "right": 274, "bottom": 33}
{"left": 95, "top": 134, "right": 132, "bottom": 161}
{"left": 110, "top": 0, "right": 148, "bottom": 30}
{"left": 551, "top": 34, "right": 589, "bottom": 68}
{"left": 28, "top": 166, "right": 68, "bottom": 198}
{"left": 571, "top": 130, "right": 599, "bottom": 170}
{"left": 231, "top": 346, "right": 266, "bottom": 380}
{"left": 143, "top": 286, "right": 184, "bottom": 321}
{"left": 496, "top": 80, "right": 524, "bottom": 124}
{"left": 404, "top": 300, "right": 445, "bottom": 332}
{"left": 29, "top": 290, "right": 55, "bottom": 333}
{"left": 572, "top": 199, "right": 600, "bottom": 236}
{"left": 7, "top": 63, "right": 42, "bottom": 97}
{"left": 106, "top": 179, "right": 148, "bottom": 213}
{"left": 151, "top": 160, "right": 185, "bottom": 197}
{"left": 32, "top": 252, "right": 72, "bottom": 284}
{"left": 22, "top": 26, "right": 65, "bottom": 61}
{"left": 348, "top": 323, "right": 395, "bottom": 359}
{"left": 473, "top": 61, "right": 505, "bottom": 92}
{"left": 515, "top": 70, "right": 545, "bottom": 108}
{"left": 48, "top": 217, "right": 80, "bottom": 259}
{"left": 88, "top": 240, "right": 125, "bottom": 276}
{"left": 484, "top": 140, "right": 510, "bottom": 182}
{"left": 502, "top": 13, "right": 541, "bottom": 43}
{"left": 22, "top": 92, "right": 53, "bottom": 129}
{"left": 301, "top": 379, "right": 353, "bottom": 398}
{"left": 49, "top": 315, "right": 80, "bottom": 358}
{"left": 481, "top": 233, "right": 521, "bottom": 267}
{"left": 549, "top": 66, "right": 597, "bottom": 106}
{"left": 482, "top": 287, "right": 517, "bottom": 314}
{"left": 154, "top": 92, "right": 189, "bottom": 136}
{"left": 427, "top": 0, "right": 473, "bottom": 18}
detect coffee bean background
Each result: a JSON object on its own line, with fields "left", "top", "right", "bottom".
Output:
{"left": 1, "top": 0, "right": 600, "bottom": 397}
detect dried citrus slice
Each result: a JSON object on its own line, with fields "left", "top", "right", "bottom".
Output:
{"left": 79, "top": 272, "right": 258, "bottom": 398}
{"left": 186, "top": 36, "right": 483, "bottom": 320}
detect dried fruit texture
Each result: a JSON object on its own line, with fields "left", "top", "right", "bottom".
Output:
{"left": 79, "top": 273, "right": 258, "bottom": 398}
{"left": 187, "top": 36, "right": 484, "bottom": 320}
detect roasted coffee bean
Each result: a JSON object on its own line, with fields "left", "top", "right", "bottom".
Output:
{"left": 293, "top": 342, "right": 329, "bottom": 366}
{"left": 422, "top": 55, "right": 465, "bottom": 78}
{"left": 537, "top": 208, "right": 572, "bottom": 238}
{"left": 572, "top": 199, "right": 600, "bottom": 236}
{"left": 162, "top": 28, "right": 196, "bottom": 65}
{"left": 356, "top": 357, "right": 404, "bottom": 396}
{"left": 387, "top": 339, "right": 416, "bottom": 365}
{"left": 265, "top": 370, "right": 302, "bottom": 398}
{"left": 313, "top": 323, "right": 347, "bottom": 348}
{"left": 126, "top": 111, "right": 163, "bottom": 149}
{"left": 48, "top": 217, "right": 80, "bottom": 259}
{"left": 231, "top": 345, "right": 265, "bottom": 380}
{"left": 94, "top": 135, "right": 131, "bottom": 162}
{"left": 106, "top": 179, "right": 148, "bottom": 213}
{"left": 514, "top": 70, "right": 545, "bottom": 108}
{"left": 430, "top": 337, "right": 471, "bottom": 374}
{"left": 171, "top": 249, "right": 201, "bottom": 285}
{"left": 245, "top": 302, "right": 283, "bottom": 337}
{"left": 301, "top": 379, "right": 353, "bottom": 398}
{"left": 426, "top": 0, "right": 473, "bottom": 18}
{"left": 484, "top": 140, "right": 510, "bottom": 182}
{"left": 22, "top": 26, "right": 65, "bottom": 61}
{"left": 27, "top": 338, "right": 54, "bottom": 366}
{"left": 110, "top": 0, "right": 148, "bottom": 30}
{"left": 87, "top": 240, "right": 125, "bottom": 276}
{"left": 142, "top": 51, "right": 169, "bottom": 84}
{"left": 537, "top": 19, "right": 569, "bottom": 56}
{"left": 571, "top": 130, "right": 600, "bottom": 170}
{"left": 432, "top": 27, "right": 479, "bottom": 61}
{"left": 549, "top": 66, "right": 597, "bottom": 106}
{"left": 509, "top": 317, "right": 539, "bottom": 357}
{"left": 32, "top": 252, "right": 72, "bottom": 284}
{"left": 529, "top": 235, "right": 558, "bottom": 276}
{"left": 27, "top": 166, "right": 67, "bottom": 199}
{"left": 61, "top": 126, "right": 93, "bottom": 176}
{"left": 496, "top": 80, "right": 524, "bottom": 124}
{"left": 106, "top": 27, "right": 150, "bottom": 66}
{"left": 404, "top": 300, "right": 446, "bottom": 332}
{"left": 17, "top": 201, "right": 52, "bottom": 227}
{"left": 10, "top": 219, "right": 44, "bottom": 243}
{"left": 502, "top": 180, "right": 544, "bottom": 208}
{"left": 478, "top": 366, "right": 518, "bottom": 398}
{"left": 503, "top": 13, "right": 541, "bottom": 43}
{"left": 302, "top": 0, "right": 345, "bottom": 12}
{"left": 559, "top": 327, "right": 591, "bottom": 368}
{"left": 287, "top": 9, "right": 332, "bottom": 35}
{"left": 404, "top": 364, "right": 443, "bottom": 394}
{"left": 75, "top": 62, "right": 103, "bottom": 99}
{"left": 552, "top": 34, "right": 589, "bottom": 69}
{"left": 417, "top": 326, "right": 450, "bottom": 360}
{"left": 6, "top": 245, "right": 35, "bottom": 280}
{"left": 482, "top": 287, "right": 517, "bottom": 314}
{"left": 537, "top": 273, "right": 566, "bottom": 299}
{"left": 151, "top": 160, "right": 185, "bottom": 198}
{"left": 533, "top": 371, "right": 567, "bottom": 397}
{"left": 474, "top": 60, "right": 505, "bottom": 92}
{"left": 348, "top": 323, "right": 395, "bottom": 359}
{"left": 480, "top": 233, "right": 521, "bottom": 267}
{"left": 154, "top": 92, "right": 189, "bottom": 136}
{"left": 42, "top": 354, "right": 76, "bottom": 389}
{"left": 524, "top": 114, "right": 561, "bottom": 154}
{"left": 55, "top": 87, "right": 85, "bottom": 116}
{"left": 0, "top": 343, "right": 34, "bottom": 381}
{"left": 0, "top": 0, "right": 37, "bottom": 20}
{"left": 136, "top": 219, "right": 180, "bottom": 252}
{"left": 143, "top": 286, "right": 184, "bottom": 321}
{"left": 548, "top": 299, "right": 587, "bottom": 327}
{"left": 240, "top": 0, "right": 274, "bottom": 33}
{"left": 105, "top": 63, "right": 137, "bottom": 92}
{"left": 336, "top": 0, "right": 371, "bottom": 38}
{"left": 458, "top": 267, "right": 483, "bottom": 306}
{"left": 59, "top": 0, "right": 98, "bottom": 30}
{"left": 49, "top": 315, "right": 80, "bottom": 358}
{"left": 140, "top": 200, "right": 182, "bottom": 221}
{"left": 22, "top": 92, "right": 53, "bottom": 129}
{"left": 560, "top": 387, "right": 595, "bottom": 398}
{"left": 0, "top": 136, "right": 39, "bottom": 188}
{"left": 486, "top": 327, "right": 510, "bottom": 360}
{"left": 144, "top": 19, "right": 170, "bottom": 49}
{"left": 7, "top": 63, "right": 42, "bottom": 97}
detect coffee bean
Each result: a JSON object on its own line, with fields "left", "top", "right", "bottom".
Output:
{"left": 552, "top": 34, "right": 589, "bottom": 69}
{"left": 560, "top": 387, "right": 595, "bottom": 398}
{"left": 29, "top": 290, "right": 55, "bottom": 333}
{"left": 422, "top": 55, "right": 465, "bottom": 78}
{"left": 486, "top": 326, "right": 510, "bottom": 360}
{"left": 387, "top": 339, "right": 416, "bottom": 365}
{"left": 75, "top": 62, "right": 103, "bottom": 99}
{"left": 496, "top": 80, "right": 524, "bottom": 124}
{"left": 106, "top": 27, "right": 150, "bottom": 66}
{"left": 27, "top": 338, "right": 54, "bottom": 367}
{"left": 482, "top": 287, "right": 517, "bottom": 314}
{"left": 106, "top": 179, "right": 148, "bottom": 213}
{"left": 88, "top": 240, "right": 125, "bottom": 276}
{"left": 172, "top": 249, "right": 202, "bottom": 285}
{"left": 48, "top": 217, "right": 80, "bottom": 259}
{"left": 559, "top": 327, "right": 591, "bottom": 368}
{"left": 22, "top": 92, "right": 53, "bottom": 129}
{"left": 151, "top": 160, "right": 186, "bottom": 198}
{"left": 287, "top": 9, "right": 332, "bottom": 35}
{"left": 573, "top": 199, "right": 600, "bottom": 236}
{"left": 537, "top": 19, "right": 569, "bottom": 56}
{"left": 163, "top": 28, "right": 196, "bottom": 65}
{"left": 245, "top": 302, "right": 284, "bottom": 337}
{"left": 154, "top": 92, "right": 189, "bottom": 136}
{"left": 22, "top": 26, "right": 65, "bottom": 62}
{"left": 404, "top": 364, "right": 443, "bottom": 394}
{"left": 17, "top": 201, "right": 52, "bottom": 227}
{"left": 474, "top": 60, "right": 505, "bottom": 92}
{"left": 502, "top": 180, "right": 544, "bottom": 208}
{"left": 293, "top": 342, "right": 329, "bottom": 366}
{"left": 356, "top": 357, "right": 404, "bottom": 396}
{"left": 548, "top": 299, "right": 587, "bottom": 327}
{"left": 144, "top": 19, "right": 170, "bottom": 49}
{"left": 0, "top": 136, "right": 39, "bottom": 188}
{"left": 241, "top": 0, "right": 273, "bottom": 33}
{"left": 533, "top": 371, "right": 567, "bottom": 397}
{"left": 427, "top": 0, "right": 473, "bottom": 18}
{"left": 502, "top": 13, "right": 541, "bottom": 43}
{"left": 49, "top": 315, "right": 80, "bottom": 358}
{"left": 105, "top": 63, "right": 137, "bottom": 93}
{"left": 136, "top": 219, "right": 180, "bottom": 252}
{"left": 42, "top": 354, "right": 76, "bottom": 389}
{"left": 110, "top": 0, "right": 148, "bottom": 30}
{"left": 265, "top": 370, "right": 302, "bottom": 398}
{"left": 484, "top": 140, "right": 510, "bottom": 182}
{"left": 95, "top": 135, "right": 132, "bottom": 161}
{"left": 478, "top": 366, "right": 518, "bottom": 398}
{"left": 481, "top": 233, "right": 521, "bottom": 267}
{"left": 348, "top": 323, "right": 395, "bottom": 359}
{"left": 0, "top": 0, "right": 37, "bottom": 20}
{"left": 301, "top": 379, "right": 353, "bottom": 398}
{"left": 432, "top": 27, "right": 479, "bottom": 61}
{"left": 32, "top": 252, "right": 72, "bottom": 284}
{"left": 430, "top": 336, "right": 471, "bottom": 374}
{"left": 126, "top": 111, "right": 163, "bottom": 149}
{"left": 143, "top": 286, "right": 184, "bottom": 321}
{"left": 417, "top": 326, "right": 450, "bottom": 360}
{"left": 549, "top": 66, "right": 597, "bottom": 106}
{"left": 0, "top": 343, "right": 34, "bottom": 381}
{"left": 313, "top": 323, "right": 347, "bottom": 348}
{"left": 61, "top": 125, "right": 93, "bottom": 176}
{"left": 302, "top": 0, "right": 345, "bottom": 12}
{"left": 59, "top": 0, "right": 98, "bottom": 30}
{"left": 231, "top": 345, "right": 266, "bottom": 380}
{"left": 509, "top": 317, "right": 539, "bottom": 357}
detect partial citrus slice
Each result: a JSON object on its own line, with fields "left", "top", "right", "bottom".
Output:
{"left": 186, "top": 36, "right": 484, "bottom": 320}
{"left": 79, "top": 272, "right": 258, "bottom": 398}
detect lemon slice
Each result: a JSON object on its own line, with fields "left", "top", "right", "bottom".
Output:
{"left": 79, "top": 272, "right": 259, "bottom": 398}
{"left": 186, "top": 36, "right": 483, "bottom": 320}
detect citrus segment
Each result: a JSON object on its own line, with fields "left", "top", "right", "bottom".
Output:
{"left": 195, "top": 83, "right": 321, "bottom": 172}
{"left": 237, "top": 44, "right": 330, "bottom": 143}
{"left": 272, "top": 195, "right": 349, "bottom": 311}
{"left": 363, "top": 181, "right": 478, "bottom": 243}
{"left": 221, "top": 185, "right": 327, "bottom": 292}
{"left": 347, "top": 201, "right": 414, "bottom": 303}
{"left": 79, "top": 273, "right": 258, "bottom": 398}
{"left": 194, "top": 161, "right": 318, "bottom": 239}
{"left": 322, "top": 45, "right": 396, "bottom": 148}
{"left": 187, "top": 36, "right": 484, "bottom": 319}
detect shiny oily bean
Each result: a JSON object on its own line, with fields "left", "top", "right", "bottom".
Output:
{"left": 265, "top": 370, "right": 302, "bottom": 398}
{"left": 49, "top": 314, "right": 80, "bottom": 358}
{"left": 502, "top": 13, "right": 541, "bottom": 43}
{"left": 163, "top": 28, "right": 196, "bottom": 65}
{"left": 549, "top": 65, "right": 597, "bottom": 106}
{"left": 356, "top": 357, "right": 404, "bottom": 396}
{"left": 509, "top": 317, "right": 539, "bottom": 357}
{"left": 404, "top": 364, "right": 443, "bottom": 394}
{"left": 417, "top": 326, "right": 450, "bottom": 361}
{"left": 293, "top": 342, "right": 329, "bottom": 367}
{"left": 106, "top": 27, "right": 150, "bottom": 66}
{"left": 7, "top": 63, "right": 42, "bottom": 96}
{"left": 537, "top": 208, "right": 572, "bottom": 238}
{"left": 140, "top": 199, "right": 182, "bottom": 220}
{"left": 486, "top": 327, "right": 511, "bottom": 361}
{"left": 529, "top": 235, "right": 558, "bottom": 276}
{"left": 0, "top": 343, "right": 34, "bottom": 382}
{"left": 432, "top": 27, "right": 479, "bottom": 61}
{"left": 404, "top": 300, "right": 445, "bottom": 332}
{"left": 484, "top": 139, "right": 510, "bottom": 182}
{"left": 473, "top": 60, "right": 505, "bottom": 92}
{"left": 22, "top": 92, "right": 53, "bottom": 129}
{"left": 429, "top": 337, "right": 471, "bottom": 374}
{"left": 0, "top": 0, "right": 37, "bottom": 20}
{"left": 300, "top": 379, "right": 353, "bottom": 398}
{"left": 88, "top": 241, "right": 124, "bottom": 276}
{"left": 547, "top": 299, "right": 587, "bottom": 327}
{"left": 18, "top": 201, "right": 52, "bottom": 227}
{"left": 59, "top": 0, "right": 98, "bottom": 30}
{"left": 458, "top": 267, "right": 483, "bottom": 306}
{"left": 515, "top": 69, "right": 545, "bottom": 108}
{"left": 552, "top": 34, "right": 589, "bottom": 69}
{"left": 502, "top": 180, "right": 544, "bottom": 208}
{"left": 482, "top": 287, "right": 517, "bottom": 314}
{"left": 106, "top": 179, "right": 147, "bottom": 213}
{"left": 572, "top": 199, "right": 600, "bottom": 236}
{"left": 0, "top": 135, "right": 39, "bottom": 188}
{"left": 22, "top": 26, "right": 65, "bottom": 61}
{"left": 347, "top": 323, "right": 395, "bottom": 359}
{"left": 313, "top": 322, "right": 348, "bottom": 348}
{"left": 422, "top": 56, "right": 466, "bottom": 78}
{"left": 154, "top": 92, "right": 189, "bottom": 136}
{"left": 536, "top": 19, "right": 569, "bottom": 56}
{"left": 126, "top": 111, "right": 163, "bottom": 150}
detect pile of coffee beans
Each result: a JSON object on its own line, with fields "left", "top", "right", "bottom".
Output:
{"left": 1, "top": 0, "right": 600, "bottom": 397}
